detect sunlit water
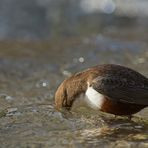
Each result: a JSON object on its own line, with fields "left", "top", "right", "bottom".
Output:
{"left": 0, "top": 34, "right": 148, "bottom": 147}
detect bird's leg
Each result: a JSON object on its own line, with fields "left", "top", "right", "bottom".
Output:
{"left": 127, "top": 115, "right": 133, "bottom": 120}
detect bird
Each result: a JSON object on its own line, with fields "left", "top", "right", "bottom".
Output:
{"left": 55, "top": 64, "right": 148, "bottom": 117}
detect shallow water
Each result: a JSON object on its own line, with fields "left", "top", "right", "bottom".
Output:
{"left": 0, "top": 1, "right": 148, "bottom": 147}
{"left": 0, "top": 34, "right": 148, "bottom": 147}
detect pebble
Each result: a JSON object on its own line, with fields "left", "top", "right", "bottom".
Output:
{"left": 7, "top": 108, "right": 18, "bottom": 113}
{"left": 6, "top": 108, "right": 21, "bottom": 116}
{"left": 5, "top": 96, "right": 14, "bottom": 101}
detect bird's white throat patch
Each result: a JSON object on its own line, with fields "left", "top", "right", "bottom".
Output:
{"left": 85, "top": 86, "right": 104, "bottom": 109}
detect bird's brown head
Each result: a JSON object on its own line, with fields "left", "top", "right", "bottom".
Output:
{"left": 55, "top": 72, "right": 88, "bottom": 111}
{"left": 54, "top": 79, "right": 70, "bottom": 111}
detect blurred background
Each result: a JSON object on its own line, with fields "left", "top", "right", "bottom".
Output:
{"left": 0, "top": 0, "right": 148, "bottom": 147}
{"left": 0, "top": 0, "right": 148, "bottom": 40}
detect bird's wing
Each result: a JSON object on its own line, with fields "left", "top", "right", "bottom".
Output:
{"left": 91, "top": 76, "right": 148, "bottom": 105}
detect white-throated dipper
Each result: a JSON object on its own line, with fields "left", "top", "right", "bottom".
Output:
{"left": 55, "top": 64, "right": 148, "bottom": 116}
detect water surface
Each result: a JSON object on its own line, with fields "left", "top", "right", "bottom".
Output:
{"left": 0, "top": 33, "right": 148, "bottom": 147}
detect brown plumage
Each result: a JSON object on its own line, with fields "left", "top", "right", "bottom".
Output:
{"left": 55, "top": 64, "right": 148, "bottom": 116}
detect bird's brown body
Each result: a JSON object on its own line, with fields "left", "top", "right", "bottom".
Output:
{"left": 55, "top": 64, "right": 148, "bottom": 116}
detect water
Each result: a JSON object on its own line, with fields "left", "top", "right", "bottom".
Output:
{"left": 0, "top": 35, "right": 147, "bottom": 147}
{"left": 0, "top": 0, "right": 148, "bottom": 147}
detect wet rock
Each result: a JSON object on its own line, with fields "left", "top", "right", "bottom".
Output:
{"left": 7, "top": 108, "right": 18, "bottom": 113}
{"left": 5, "top": 96, "right": 14, "bottom": 102}
{"left": 0, "top": 94, "right": 14, "bottom": 101}
{"left": 6, "top": 108, "right": 21, "bottom": 116}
